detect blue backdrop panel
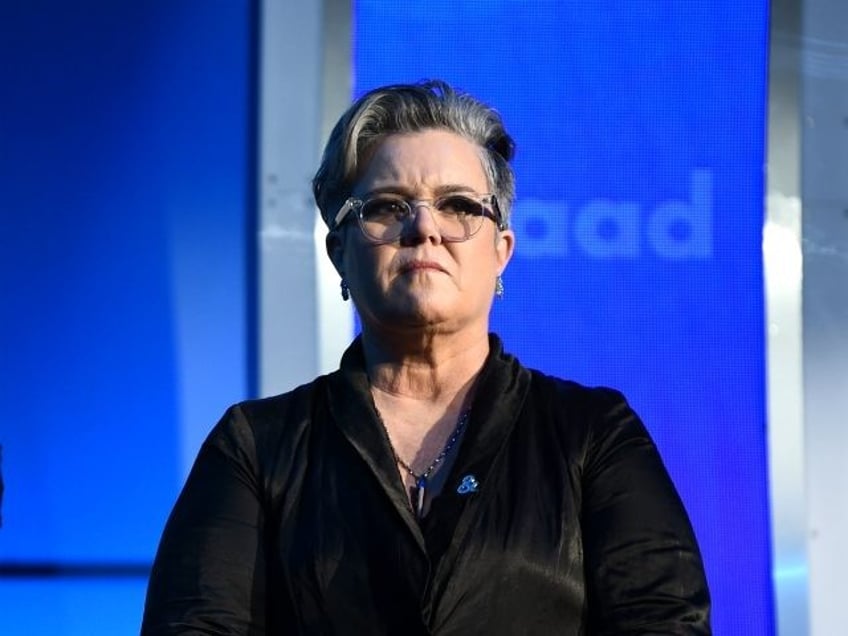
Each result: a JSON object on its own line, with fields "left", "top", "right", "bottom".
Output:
{"left": 0, "top": 579, "right": 147, "bottom": 636}
{"left": 356, "top": 1, "right": 772, "bottom": 634}
{"left": 0, "top": 2, "right": 251, "bottom": 633}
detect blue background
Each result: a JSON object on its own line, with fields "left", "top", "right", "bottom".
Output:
{"left": 0, "top": 2, "right": 251, "bottom": 633}
{"left": 0, "top": 1, "right": 773, "bottom": 634}
{"left": 355, "top": 1, "right": 772, "bottom": 634}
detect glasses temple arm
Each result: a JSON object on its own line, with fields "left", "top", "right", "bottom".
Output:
{"left": 333, "top": 199, "right": 355, "bottom": 229}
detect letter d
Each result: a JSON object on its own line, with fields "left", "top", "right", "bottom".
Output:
{"left": 647, "top": 169, "right": 713, "bottom": 259}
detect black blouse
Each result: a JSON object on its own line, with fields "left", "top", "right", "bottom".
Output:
{"left": 142, "top": 336, "right": 710, "bottom": 634}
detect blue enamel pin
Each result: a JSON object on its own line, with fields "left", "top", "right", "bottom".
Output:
{"left": 457, "top": 474, "right": 479, "bottom": 495}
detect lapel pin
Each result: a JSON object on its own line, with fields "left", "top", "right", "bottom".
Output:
{"left": 457, "top": 474, "right": 479, "bottom": 495}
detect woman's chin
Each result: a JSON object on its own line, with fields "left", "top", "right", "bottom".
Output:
{"left": 363, "top": 299, "right": 450, "bottom": 332}
{"left": 387, "top": 306, "right": 448, "bottom": 329}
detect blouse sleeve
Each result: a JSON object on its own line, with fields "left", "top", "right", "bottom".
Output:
{"left": 581, "top": 391, "right": 711, "bottom": 635}
{"left": 141, "top": 406, "right": 270, "bottom": 635}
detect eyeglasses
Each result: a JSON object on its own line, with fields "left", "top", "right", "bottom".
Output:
{"left": 333, "top": 193, "right": 505, "bottom": 243}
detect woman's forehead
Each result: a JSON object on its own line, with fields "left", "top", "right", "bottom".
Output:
{"left": 354, "top": 130, "right": 488, "bottom": 195}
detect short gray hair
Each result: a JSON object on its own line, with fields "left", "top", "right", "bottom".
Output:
{"left": 312, "top": 80, "right": 516, "bottom": 229}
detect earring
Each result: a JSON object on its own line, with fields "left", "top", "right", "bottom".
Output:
{"left": 495, "top": 275, "right": 504, "bottom": 299}
{"left": 340, "top": 278, "right": 350, "bottom": 301}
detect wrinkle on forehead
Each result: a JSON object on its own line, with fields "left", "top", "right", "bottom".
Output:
{"left": 353, "top": 130, "right": 490, "bottom": 198}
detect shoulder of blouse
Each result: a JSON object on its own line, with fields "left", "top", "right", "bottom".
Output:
{"left": 522, "top": 369, "right": 659, "bottom": 477}
{"left": 198, "top": 375, "right": 330, "bottom": 505}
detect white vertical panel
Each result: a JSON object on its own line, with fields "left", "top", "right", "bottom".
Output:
{"left": 801, "top": 0, "right": 848, "bottom": 633}
{"left": 315, "top": 0, "right": 355, "bottom": 374}
{"left": 768, "top": 1, "right": 848, "bottom": 634}
{"left": 259, "top": 0, "right": 353, "bottom": 396}
{"left": 766, "top": 2, "right": 809, "bottom": 635}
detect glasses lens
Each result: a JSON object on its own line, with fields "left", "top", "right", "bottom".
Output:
{"left": 359, "top": 197, "right": 409, "bottom": 241}
{"left": 433, "top": 195, "right": 485, "bottom": 240}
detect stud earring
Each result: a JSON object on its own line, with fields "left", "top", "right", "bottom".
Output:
{"left": 495, "top": 275, "right": 504, "bottom": 298}
{"left": 340, "top": 278, "right": 350, "bottom": 301}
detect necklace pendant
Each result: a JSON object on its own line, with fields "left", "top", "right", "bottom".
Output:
{"left": 413, "top": 476, "right": 427, "bottom": 518}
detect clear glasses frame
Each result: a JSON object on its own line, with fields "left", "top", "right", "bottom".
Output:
{"left": 332, "top": 192, "right": 505, "bottom": 243}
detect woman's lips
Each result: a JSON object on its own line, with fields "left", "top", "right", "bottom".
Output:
{"left": 399, "top": 260, "right": 446, "bottom": 274}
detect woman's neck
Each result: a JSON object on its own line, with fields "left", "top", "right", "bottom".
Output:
{"left": 361, "top": 327, "right": 490, "bottom": 406}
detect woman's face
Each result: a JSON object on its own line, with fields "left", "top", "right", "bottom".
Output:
{"left": 327, "top": 129, "right": 515, "bottom": 337}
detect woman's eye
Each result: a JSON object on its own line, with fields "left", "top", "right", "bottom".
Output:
{"left": 363, "top": 198, "right": 407, "bottom": 219}
{"left": 438, "top": 196, "right": 481, "bottom": 217}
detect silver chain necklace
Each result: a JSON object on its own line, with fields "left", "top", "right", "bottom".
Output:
{"left": 379, "top": 409, "right": 470, "bottom": 518}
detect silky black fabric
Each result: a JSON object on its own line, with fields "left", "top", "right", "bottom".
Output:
{"left": 142, "top": 336, "right": 710, "bottom": 635}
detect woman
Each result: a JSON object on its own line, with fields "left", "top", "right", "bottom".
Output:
{"left": 142, "top": 80, "right": 710, "bottom": 634}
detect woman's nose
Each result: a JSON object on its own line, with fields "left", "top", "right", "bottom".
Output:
{"left": 401, "top": 201, "right": 443, "bottom": 245}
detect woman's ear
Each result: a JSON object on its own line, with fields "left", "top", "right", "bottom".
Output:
{"left": 495, "top": 228, "right": 515, "bottom": 274}
{"left": 325, "top": 230, "right": 345, "bottom": 275}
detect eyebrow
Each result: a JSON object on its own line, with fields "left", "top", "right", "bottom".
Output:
{"left": 359, "top": 184, "right": 480, "bottom": 198}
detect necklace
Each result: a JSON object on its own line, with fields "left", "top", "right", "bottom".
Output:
{"left": 379, "top": 409, "right": 470, "bottom": 519}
